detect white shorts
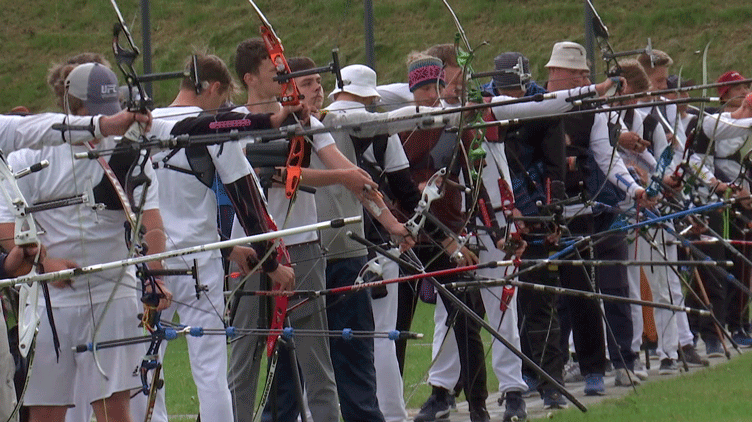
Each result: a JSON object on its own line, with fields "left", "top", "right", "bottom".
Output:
{"left": 24, "top": 297, "right": 144, "bottom": 407}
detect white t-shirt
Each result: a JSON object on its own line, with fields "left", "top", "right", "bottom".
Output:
{"left": 0, "top": 113, "right": 105, "bottom": 152}
{"left": 0, "top": 139, "right": 159, "bottom": 306}
{"left": 231, "top": 106, "right": 334, "bottom": 245}
{"left": 151, "top": 106, "right": 253, "bottom": 264}
{"left": 704, "top": 112, "right": 752, "bottom": 184}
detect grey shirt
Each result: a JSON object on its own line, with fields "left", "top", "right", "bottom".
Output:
{"left": 314, "top": 100, "right": 367, "bottom": 259}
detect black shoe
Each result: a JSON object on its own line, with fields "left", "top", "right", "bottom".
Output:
{"left": 541, "top": 389, "right": 569, "bottom": 410}
{"left": 469, "top": 407, "right": 490, "bottom": 422}
{"left": 502, "top": 391, "right": 527, "bottom": 422}
{"left": 658, "top": 358, "right": 679, "bottom": 375}
{"left": 414, "top": 387, "right": 451, "bottom": 422}
{"left": 705, "top": 338, "right": 724, "bottom": 358}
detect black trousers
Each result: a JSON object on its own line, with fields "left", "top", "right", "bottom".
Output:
{"left": 557, "top": 215, "right": 608, "bottom": 376}
{"left": 416, "top": 245, "right": 488, "bottom": 408}
{"left": 593, "top": 216, "right": 635, "bottom": 370}
{"left": 518, "top": 242, "right": 564, "bottom": 391}
{"left": 395, "top": 278, "right": 419, "bottom": 374}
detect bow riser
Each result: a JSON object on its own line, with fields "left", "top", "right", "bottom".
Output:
{"left": 259, "top": 27, "right": 300, "bottom": 106}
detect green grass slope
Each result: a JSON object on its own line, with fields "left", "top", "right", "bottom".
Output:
{"left": 2, "top": 1, "right": 752, "bottom": 111}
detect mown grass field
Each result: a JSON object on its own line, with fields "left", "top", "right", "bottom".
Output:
{"left": 2, "top": 1, "right": 752, "bottom": 113}
{"left": 530, "top": 351, "right": 752, "bottom": 422}
{"left": 161, "top": 301, "right": 467, "bottom": 417}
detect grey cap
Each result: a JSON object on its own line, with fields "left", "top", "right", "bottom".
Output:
{"left": 493, "top": 52, "right": 530, "bottom": 91}
{"left": 65, "top": 63, "right": 121, "bottom": 116}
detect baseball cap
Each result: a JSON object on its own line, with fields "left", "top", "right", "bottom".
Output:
{"left": 328, "top": 64, "right": 381, "bottom": 100}
{"left": 545, "top": 41, "right": 589, "bottom": 71}
{"left": 716, "top": 71, "right": 747, "bottom": 98}
{"left": 492, "top": 52, "right": 530, "bottom": 91}
{"left": 65, "top": 62, "right": 122, "bottom": 116}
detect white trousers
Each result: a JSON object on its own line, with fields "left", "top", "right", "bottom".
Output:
{"left": 629, "top": 228, "right": 685, "bottom": 360}
{"left": 476, "top": 233, "right": 527, "bottom": 395}
{"left": 372, "top": 251, "right": 409, "bottom": 422}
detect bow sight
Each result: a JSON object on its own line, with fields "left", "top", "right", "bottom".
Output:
{"left": 272, "top": 48, "right": 345, "bottom": 95}
{"left": 585, "top": 0, "right": 657, "bottom": 80}
{"left": 109, "top": 0, "right": 203, "bottom": 115}
{"left": 470, "top": 56, "right": 532, "bottom": 92}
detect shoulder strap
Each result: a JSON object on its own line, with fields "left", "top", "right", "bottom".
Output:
{"left": 185, "top": 145, "right": 216, "bottom": 189}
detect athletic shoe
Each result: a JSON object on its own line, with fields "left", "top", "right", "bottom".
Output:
{"left": 583, "top": 373, "right": 605, "bottom": 396}
{"left": 502, "top": 391, "right": 527, "bottom": 422}
{"left": 705, "top": 338, "right": 725, "bottom": 358}
{"left": 731, "top": 330, "right": 752, "bottom": 348}
{"left": 658, "top": 358, "right": 679, "bottom": 375}
{"left": 521, "top": 374, "right": 538, "bottom": 398}
{"left": 541, "top": 389, "right": 569, "bottom": 409}
{"left": 563, "top": 361, "right": 584, "bottom": 383}
{"left": 468, "top": 403, "right": 490, "bottom": 422}
{"left": 647, "top": 348, "right": 660, "bottom": 360}
{"left": 414, "top": 387, "right": 451, "bottom": 422}
{"left": 632, "top": 359, "right": 648, "bottom": 381}
{"left": 614, "top": 368, "right": 641, "bottom": 386}
{"left": 680, "top": 344, "right": 709, "bottom": 367}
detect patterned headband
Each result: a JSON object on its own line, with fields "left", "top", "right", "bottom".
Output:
{"left": 408, "top": 58, "right": 446, "bottom": 92}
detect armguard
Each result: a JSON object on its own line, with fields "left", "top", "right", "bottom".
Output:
{"left": 224, "top": 174, "right": 279, "bottom": 273}
{"left": 168, "top": 111, "right": 279, "bottom": 272}
{"left": 169, "top": 111, "right": 273, "bottom": 136}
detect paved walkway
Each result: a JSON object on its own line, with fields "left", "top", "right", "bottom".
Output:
{"left": 405, "top": 344, "right": 749, "bottom": 421}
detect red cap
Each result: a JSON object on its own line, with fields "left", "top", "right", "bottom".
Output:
{"left": 717, "top": 71, "right": 746, "bottom": 98}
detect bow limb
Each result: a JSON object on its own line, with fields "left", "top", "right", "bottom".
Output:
{"left": 78, "top": 0, "right": 162, "bottom": 388}
{"left": 138, "top": 303, "right": 165, "bottom": 422}
{"left": 0, "top": 152, "right": 51, "bottom": 422}
{"left": 244, "top": 0, "right": 303, "bottom": 359}
{"left": 684, "top": 43, "right": 714, "bottom": 184}
{"left": 0, "top": 154, "right": 43, "bottom": 359}
{"left": 441, "top": 0, "right": 471, "bottom": 53}
{"left": 441, "top": 1, "right": 499, "bottom": 243}
{"left": 246, "top": 0, "right": 306, "bottom": 202}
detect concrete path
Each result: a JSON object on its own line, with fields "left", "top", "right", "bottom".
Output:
{"left": 406, "top": 345, "right": 748, "bottom": 421}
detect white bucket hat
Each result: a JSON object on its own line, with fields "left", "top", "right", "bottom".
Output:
{"left": 328, "top": 64, "right": 381, "bottom": 100}
{"left": 545, "top": 41, "right": 590, "bottom": 71}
